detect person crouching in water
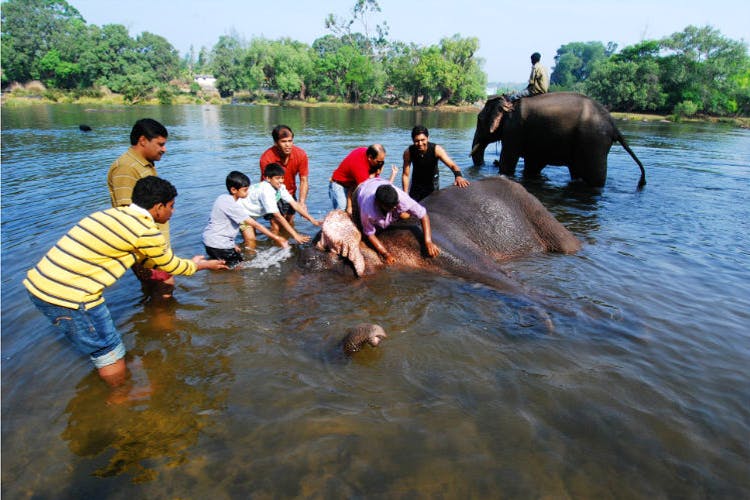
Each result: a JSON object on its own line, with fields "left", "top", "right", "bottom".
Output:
{"left": 202, "top": 170, "right": 290, "bottom": 267}
{"left": 24, "top": 176, "right": 228, "bottom": 389}
{"left": 238, "top": 163, "right": 320, "bottom": 249}
{"left": 353, "top": 172, "right": 440, "bottom": 265}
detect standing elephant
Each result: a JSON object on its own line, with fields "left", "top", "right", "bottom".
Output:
{"left": 470, "top": 92, "right": 646, "bottom": 189}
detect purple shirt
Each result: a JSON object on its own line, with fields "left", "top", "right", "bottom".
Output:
{"left": 356, "top": 177, "right": 426, "bottom": 236}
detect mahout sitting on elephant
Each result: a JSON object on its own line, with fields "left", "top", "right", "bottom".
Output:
{"left": 470, "top": 92, "right": 646, "bottom": 189}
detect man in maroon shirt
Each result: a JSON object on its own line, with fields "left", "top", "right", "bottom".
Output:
{"left": 259, "top": 124, "right": 309, "bottom": 225}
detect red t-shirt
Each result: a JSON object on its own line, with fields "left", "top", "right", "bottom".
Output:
{"left": 330, "top": 147, "right": 371, "bottom": 189}
{"left": 259, "top": 145, "right": 309, "bottom": 197}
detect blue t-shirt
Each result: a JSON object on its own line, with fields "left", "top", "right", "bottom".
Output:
{"left": 202, "top": 194, "right": 249, "bottom": 249}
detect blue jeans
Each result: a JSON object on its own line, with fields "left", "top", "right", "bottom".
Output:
{"left": 329, "top": 181, "right": 349, "bottom": 210}
{"left": 28, "top": 293, "right": 126, "bottom": 368}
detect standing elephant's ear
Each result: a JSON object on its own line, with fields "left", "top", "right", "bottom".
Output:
{"left": 488, "top": 107, "right": 504, "bottom": 134}
{"left": 488, "top": 98, "right": 514, "bottom": 134}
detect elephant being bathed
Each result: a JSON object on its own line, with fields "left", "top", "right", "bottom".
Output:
{"left": 471, "top": 92, "right": 646, "bottom": 189}
{"left": 298, "top": 177, "right": 581, "bottom": 296}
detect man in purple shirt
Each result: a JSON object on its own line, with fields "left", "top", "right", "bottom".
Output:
{"left": 354, "top": 177, "right": 440, "bottom": 264}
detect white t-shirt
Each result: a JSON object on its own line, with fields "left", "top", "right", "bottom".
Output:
{"left": 238, "top": 181, "right": 294, "bottom": 218}
{"left": 202, "top": 193, "right": 249, "bottom": 249}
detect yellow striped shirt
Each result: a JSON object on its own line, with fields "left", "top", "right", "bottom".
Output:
{"left": 24, "top": 206, "right": 197, "bottom": 309}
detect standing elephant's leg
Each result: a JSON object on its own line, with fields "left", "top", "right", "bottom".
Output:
{"left": 521, "top": 157, "right": 546, "bottom": 178}
{"left": 571, "top": 137, "right": 610, "bottom": 187}
{"left": 497, "top": 149, "right": 520, "bottom": 176}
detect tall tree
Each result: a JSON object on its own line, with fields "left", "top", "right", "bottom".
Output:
{"left": 659, "top": 25, "right": 749, "bottom": 115}
{"left": 325, "top": 0, "right": 389, "bottom": 57}
{"left": 550, "top": 41, "right": 616, "bottom": 90}
{"left": 135, "top": 32, "right": 181, "bottom": 83}
{"left": 1, "top": 0, "right": 86, "bottom": 84}
{"left": 210, "top": 34, "right": 247, "bottom": 97}
{"left": 434, "top": 35, "right": 485, "bottom": 106}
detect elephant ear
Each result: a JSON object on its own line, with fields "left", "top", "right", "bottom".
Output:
{"left": 488, "top": 97, "right": 514, "bottom": 135}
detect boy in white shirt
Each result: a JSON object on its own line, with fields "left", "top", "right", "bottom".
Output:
{"left": 239, "top": 163, "right": 320, "bottom": 248}
{"left": 202, "top": 171, "right": 288, "bottom": 266}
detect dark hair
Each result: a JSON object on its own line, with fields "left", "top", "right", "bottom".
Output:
{"left": 271, "top": 125, "right": 294, "bottom": 142}
{"left": 263, "top": 163, "right": 285, "bottom": 178}
{"left": 130, "top": 118, "right": 168, "bottom": 145}
{"left": 226, "top": 171, "right": 250, "bottom": 192}
{"left": 132, "top": 176, "right": 177, "bottom": 209}
{"left": 531, "top": 52, "right": 541, "bottom": 64}
{"left": 366, "top": 144, "right": 385, "bottom": 160}
{"left": 375, "top": 184, "right": 398, "bottom": 210}
{"left": 411, "top": 125, "right": 429, "bottom": 140}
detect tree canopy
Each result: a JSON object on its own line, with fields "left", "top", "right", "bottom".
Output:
{"left": 551, "top": 27, "right": 750, "bottom": 116}
{"left": 2, "top": 0, "right": 748, "bottom": 115}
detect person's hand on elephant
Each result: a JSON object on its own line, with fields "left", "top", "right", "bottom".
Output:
{"left": 419, "top": 214, "right": 440, "bottom": 258}
{"left": 454, "top": 176, "right": 470, "bottom": 188}
{"left": 382, "top": 252, "right": 396, "bottom": 265}
{"left": 425, "top": 240, "right": 440, "bottom": 258}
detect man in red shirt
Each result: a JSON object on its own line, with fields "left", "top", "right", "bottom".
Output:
{"left": 329, "top": 144, "right": 386, "bottom": 214}
{"left": 259, "top": 125, "right": 309, "bottom": 226}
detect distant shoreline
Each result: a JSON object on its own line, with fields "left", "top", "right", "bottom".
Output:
{"left": 2, "top": 94, "right": 747, "bottom": 128}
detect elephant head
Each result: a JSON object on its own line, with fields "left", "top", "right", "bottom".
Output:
{"left": 470, "top": 95, "right": 513, "bottom": 166}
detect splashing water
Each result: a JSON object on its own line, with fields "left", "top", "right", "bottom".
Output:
{"left": 240, "top": 246, "right": 293, "bottom": 270}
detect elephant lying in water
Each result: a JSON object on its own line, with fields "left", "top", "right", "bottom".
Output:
{"left": 471, "top": 92, "right": 646, "bottom": 189}
{"left": 298, "top": 177, "right": 580, "bottom": 294}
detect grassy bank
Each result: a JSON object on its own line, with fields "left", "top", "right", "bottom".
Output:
{"left": 3, "top": 92, "right": 748, "bottom": 128}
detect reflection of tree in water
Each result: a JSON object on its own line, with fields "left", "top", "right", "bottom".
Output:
{"left": 60, "top": 302, "right": 233, "bottom": 483}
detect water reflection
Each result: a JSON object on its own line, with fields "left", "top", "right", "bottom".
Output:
{"left": 60, "top": 299, "right": 232, "bottom": 483}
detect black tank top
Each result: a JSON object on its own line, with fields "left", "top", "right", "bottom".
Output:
{"left": 409, "top": 142, "right": 439, "bottom": 185}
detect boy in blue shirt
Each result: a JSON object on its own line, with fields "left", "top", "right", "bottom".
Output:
{"left": 202, "top": 171, "right": 288, "bottom": 266}
{"left": 239, "top": 163, "right": 320, "bottom": 248}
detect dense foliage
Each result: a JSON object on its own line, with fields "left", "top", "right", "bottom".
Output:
{"left": 2, "top": 0, "right": 748, "bottom": 115}
{"left": 1, "top": 0, "right": 181, "bottom": 102}
{"left": 550, "top": 27, "right": 750, "bottom": 117}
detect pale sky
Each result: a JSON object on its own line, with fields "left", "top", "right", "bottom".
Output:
{"left": 69, "top": 0, "right": 749, "bottom": 82}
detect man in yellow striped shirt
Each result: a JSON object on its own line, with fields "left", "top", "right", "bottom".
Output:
{"left": 24, "top": 176, "right": 227, "bottom": 388}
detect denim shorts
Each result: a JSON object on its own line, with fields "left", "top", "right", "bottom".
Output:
{"left": 329, "top": 181, "right": 349, "bottom": 210}
{"left": 28, "top": 292, "right": 126, "bottom": 369}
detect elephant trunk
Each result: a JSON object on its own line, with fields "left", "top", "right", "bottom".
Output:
{"left": 470, "top": 129, "right": 488, "bottom": 166}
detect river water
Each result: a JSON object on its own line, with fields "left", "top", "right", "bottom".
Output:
{"left": 2, "top": 104, "right": 749, "bottom": 498}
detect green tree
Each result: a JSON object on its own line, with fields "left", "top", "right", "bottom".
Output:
{"left": 585, "top": 39, "right": 666, "bottom": 111}
{"left": 586, "top": 58, "right": 666, "bottom": 111}
{"left": 135, "top": 31, "right": 180, "bottom": 83}
{"left": 659, "top": 25, "right": 749, "bottom": 115}
{"left": 551, "top": 41, "right": 615, "bottom": 90}
{"left": 433, "top": 35, "right": 485, "bottom": 105}
{"left": 36, "top": 48, "right": 81, "bottom": 88}
{"left": 269, "top": 39, "right": 315, "bottom": 99}
{"left": 78, "top": 24, "right": 134, "bottom": 91}
{"left": 381, "top": 41, "right": 422, "bottom": 104}
{"left": 209, "top": 34, "right": 247, "bottom": 97}
{"left": 1, "top": 0, "right": 86, "bottom": 84}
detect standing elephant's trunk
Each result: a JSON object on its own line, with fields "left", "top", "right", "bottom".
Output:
{"left": 470, "top": 95, "right": 506, "bottom": 166}
{"left": 470, "top": 131, "right": 489, "bottom": 166}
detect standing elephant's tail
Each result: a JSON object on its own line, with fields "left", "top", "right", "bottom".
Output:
{"left": 615, "top": 130, "right": 647, "bottom": 189}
